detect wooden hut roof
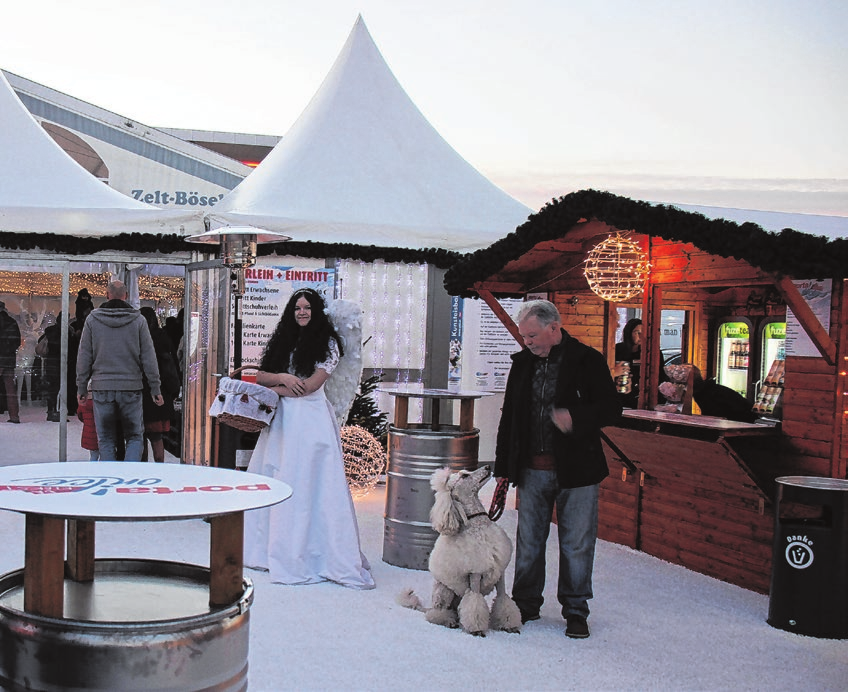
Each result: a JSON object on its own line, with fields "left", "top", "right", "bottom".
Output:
{"left": 444, "top": 189, "right": 848, "bottom": 297}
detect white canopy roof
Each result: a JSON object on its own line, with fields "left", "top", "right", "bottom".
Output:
{"left": 0, "top": 70, "right": 202, "bottom": 238}
{"left": 670, "top": 203, "right": 848, "bottom": 240}
{"left": 210, "top": 16, "right": 531, "bottom": 253}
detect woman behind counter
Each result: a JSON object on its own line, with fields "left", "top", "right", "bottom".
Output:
{"left": 244, "top": 288, "right": 375, "bottom": 590}
{"left": 614, "top": 318, "right": 642, "bottom": 408}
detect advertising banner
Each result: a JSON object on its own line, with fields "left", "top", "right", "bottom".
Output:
{"left": 235, "top": 264, "right": 336, "bottom": 368}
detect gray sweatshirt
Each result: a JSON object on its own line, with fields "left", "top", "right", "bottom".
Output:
{"left": 76, "top": 300, "right": 161, "bottom": 398}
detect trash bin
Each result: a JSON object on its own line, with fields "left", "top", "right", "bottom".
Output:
{"left": 767, "top": 476, "right": 848, "bottom": 638}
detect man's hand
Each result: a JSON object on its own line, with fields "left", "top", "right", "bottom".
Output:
{"left": 488, "top": 477, "right": 509, "bottom": 521}
{"left": 551, "top": 407, "right": 573, "bottom": 434}
{"left": 153, "top": 394, "right": 164, "bottom": 406}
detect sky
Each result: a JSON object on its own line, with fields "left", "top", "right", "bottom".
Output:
{"left": 2, "top": 0, "right": 847, "bottom": 216}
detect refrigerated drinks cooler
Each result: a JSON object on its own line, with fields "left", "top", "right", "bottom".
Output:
{"left": 716, "top": 321, "right": 750, "bottom": 397}
{"left": 753, "top": 321, "right": 786, "bottom": 417}
{"left": 760, "top": 321, "right": 786, "bottom": 384}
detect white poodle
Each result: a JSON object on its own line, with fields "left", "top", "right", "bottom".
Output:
{"left": 398, "top": 465, "right": 522, "bottom": 637}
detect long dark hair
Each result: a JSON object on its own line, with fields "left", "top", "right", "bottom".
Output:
{"left": 622, "top": 318, "right": 642, "bottom": 353}
{"left": 260, "top": 289, "right": 343, "bottom": 377}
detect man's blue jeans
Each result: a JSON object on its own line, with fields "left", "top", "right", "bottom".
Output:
{"left": 512, "top": 468, "right": 599, "bottom": 620}
{"left": 92, "top": 390, "right": 144, "bottom": 461}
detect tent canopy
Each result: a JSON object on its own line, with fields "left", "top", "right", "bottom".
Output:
{"left": 0, "top": 70, "right": 202, "bottom": 238}
{"left": 210, "top": 16, "right": 530, "bottom": 253}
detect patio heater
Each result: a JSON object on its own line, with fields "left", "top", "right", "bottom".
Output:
{"left": 186, "top": 226, "right": 289, "bottom": 469}
{"left": 186, "top": 226, "right": 289, "bottom": 375}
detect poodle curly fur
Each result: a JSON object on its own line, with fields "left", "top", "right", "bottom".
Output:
{"left": 398, "top": 466, "right": 522, "bottom": 637}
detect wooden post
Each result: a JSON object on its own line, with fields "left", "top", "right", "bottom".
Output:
{"left": 605, "top": 301, "right": 618, "bottom": 370}
{"left": 831, "top": 278, "right": 848, "bottom": 479}
{"left": 430, "top": 398, "right": 441, "bottom": 431}
{"left": 459, "top": 398, "right": 475, "bottom": 432}
{"left": 66, "top": 519, "right": 95, "bottom": 582}
{"left": 209, "top": 512, "right": 244, "bottom": 607}
{"left": 24, "top": 514, "right": 65, "bottom": 617}
{"left": 393, "top": 395, "right": 409, "bottom": 429}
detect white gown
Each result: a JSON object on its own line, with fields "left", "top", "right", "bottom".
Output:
{"left": 244, "top": 344, "right": 375, "bottom": 589}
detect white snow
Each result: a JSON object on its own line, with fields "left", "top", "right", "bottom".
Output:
{"left": 0, "top": 404, "right": 846, "bottom": 691}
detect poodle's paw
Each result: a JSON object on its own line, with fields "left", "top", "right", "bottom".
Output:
{"left": 490, "top": 594, "right": 523, "bottom": 632}
{"left": 458, "top": 590, "right": 490, "bottom": 636}
{"left": 396, "top": 588, "right": 425, "bottom": 612}
{"left": 425, "top": 607, "right": 460, "bottom": 629}
{"left": 469, "top": 630, "right": 487, "bottom": 637}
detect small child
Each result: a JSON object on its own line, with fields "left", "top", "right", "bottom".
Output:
{"left": 77, "top": 388, "right": 99, "bottom": 461}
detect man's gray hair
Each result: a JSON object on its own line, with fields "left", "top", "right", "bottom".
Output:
{"left": 106, "top": 280, "right": 128, "bottom": 300}
{"left": 517, "top": 300, "right": 561, "bottom": 327}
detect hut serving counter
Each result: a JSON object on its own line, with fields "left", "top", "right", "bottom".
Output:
{"left": 599, "top": 410, "right": 781, "bottom": 593}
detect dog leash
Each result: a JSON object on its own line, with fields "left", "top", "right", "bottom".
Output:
{"left": 487, "top": 477, "right": 509, "bottom": 521}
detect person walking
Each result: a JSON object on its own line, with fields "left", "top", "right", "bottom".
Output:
{"left": 490, "top": 300, "right": 621, "bottom": 639}
{"left": 243, "top": 288, "right": 374, "bottom": 589}
{"left": 0, "top": 302, "right": 21, "bottom": 424}
{"left": 139, "top": 307, "right": 180, "bottom": 463}
{"left": 75, "top": 280, "right": 163, "bottom": 461}
{"left": 37, "top": 313, "right": 69, "bottom": 421}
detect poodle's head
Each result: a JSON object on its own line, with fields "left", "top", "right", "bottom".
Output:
{"left": 429, "top": 466, "right": 492, "bottom": 536}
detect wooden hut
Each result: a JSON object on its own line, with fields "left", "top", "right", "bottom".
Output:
{"left": 445, "top": 189, "right": 848, "bottom": 593}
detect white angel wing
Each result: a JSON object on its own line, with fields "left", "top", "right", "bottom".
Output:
{"left": 325, "top": 299, "right": 363, "bottom": 428}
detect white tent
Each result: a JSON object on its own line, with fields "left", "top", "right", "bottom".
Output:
{"left": 670, "top": 203, "right": 848, "bottom": 240}
{"left": 210, "top": 16, "right": 531, "bottom": 253}
{"left": 0, "top": 70, "right": 202, "bottom": 238}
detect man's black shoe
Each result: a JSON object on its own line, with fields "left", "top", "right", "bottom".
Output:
{"left": 565, "top": 616, "right": 590, "bottom": 639}
{"left": 520, "top": 611, "right": 540, "bottom": 624}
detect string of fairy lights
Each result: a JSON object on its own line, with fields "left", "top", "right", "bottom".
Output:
{"left": 337, "top": 259, "right": 429, "bottom": 421}
{"left": 0, "top": 270, "right": 184, "bottom": 303}
{"left": 583, "top": 233, "right": 651, "bottom": 302}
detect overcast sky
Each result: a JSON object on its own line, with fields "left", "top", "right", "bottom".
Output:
{"left": 2, "top": 0, "right": 847, "bottom": 215}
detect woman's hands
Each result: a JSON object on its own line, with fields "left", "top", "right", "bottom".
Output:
{"left": 257, "top": 368, "right": 330, "bottom": 398}
{"left": 276, "top": 373, "right": 305, "bottom": 396}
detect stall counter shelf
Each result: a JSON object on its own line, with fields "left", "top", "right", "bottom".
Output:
{"left": 599, "top": 409, "right": 782, "bottom": 594}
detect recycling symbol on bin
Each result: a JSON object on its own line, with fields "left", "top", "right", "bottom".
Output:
{"left": 785, "top": 540, "right": 814, "bottom": 569}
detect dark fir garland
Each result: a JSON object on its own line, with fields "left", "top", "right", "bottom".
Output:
{"left": 444, "top": 189, "right": 848, "bottom": 297}
{"left": 0, "top": 232, "right": 461, "bottom": 269}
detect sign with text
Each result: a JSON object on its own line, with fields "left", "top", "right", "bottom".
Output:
{"left": 236, "top": 265, "right": 336, "bottom": 368}
{"left": 457, "top": 297, "right": 523, "bottom": 392}
{"left": 785, "top": 279, "right": 832, "bottom": 358}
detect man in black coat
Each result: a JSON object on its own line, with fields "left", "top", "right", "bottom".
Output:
{"left": 0, "top": 301, "right": 22, "bottom": 423}
{"left": 492, "top": 300, "right": 621, "bottom": 639}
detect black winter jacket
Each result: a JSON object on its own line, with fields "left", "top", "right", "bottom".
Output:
{"left": 495, "top": 330, "right": 622, "bottom": 489}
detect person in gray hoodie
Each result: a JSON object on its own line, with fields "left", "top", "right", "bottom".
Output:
{"left": 76, "top": 280, "right": 163, "bottom": 461}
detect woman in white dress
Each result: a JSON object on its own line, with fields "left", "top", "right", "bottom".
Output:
{"left": 244, "top": 288, "right": 375, "bottom": 589}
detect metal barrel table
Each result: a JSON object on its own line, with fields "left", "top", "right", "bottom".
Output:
{"left": 381, "top": 387, "right": 489, "bottom": 570}
{"left": 0, "top": 461, "right": 291, "bottom": 692}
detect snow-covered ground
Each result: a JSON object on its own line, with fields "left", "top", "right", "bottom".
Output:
{"left": 0, "top": 402, "right": 846, "bottom": 691}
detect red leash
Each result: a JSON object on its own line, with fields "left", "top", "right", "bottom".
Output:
{"left": 488, "top": 477, "right": 509, "bottom": 521}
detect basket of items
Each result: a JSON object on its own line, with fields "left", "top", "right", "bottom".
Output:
{"left": 208, "top": 366, "right": 279, "bottom": 433}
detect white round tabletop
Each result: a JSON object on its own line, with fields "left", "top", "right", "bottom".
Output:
{"left": 0, "top": 462, "right": 292, "bottom": 521}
